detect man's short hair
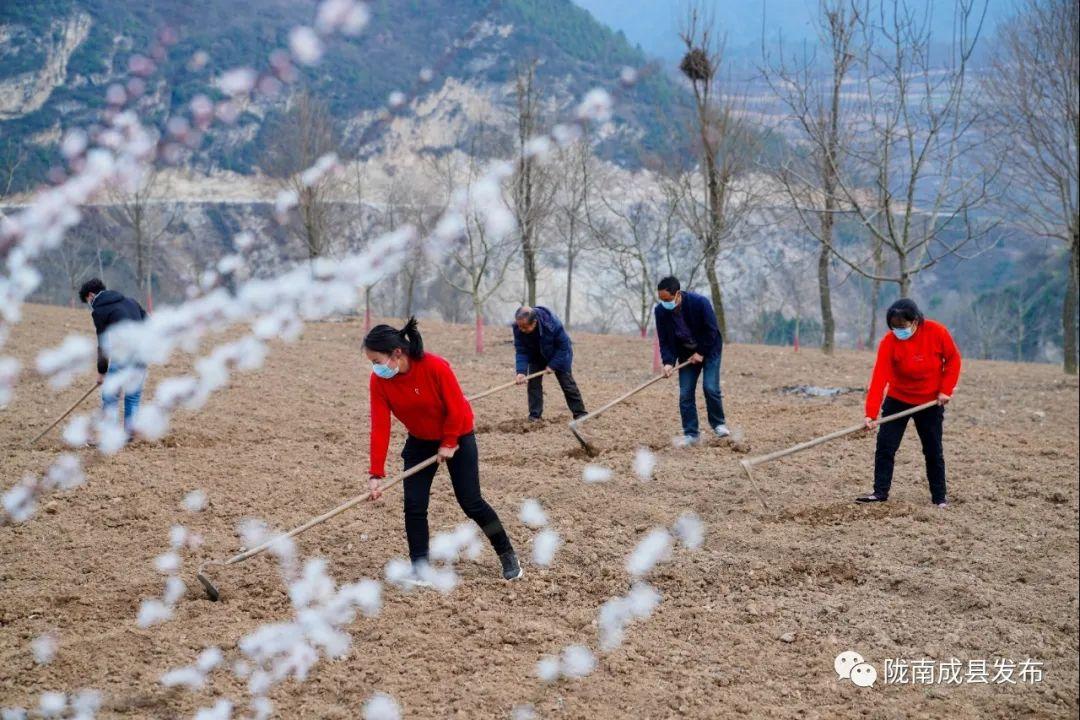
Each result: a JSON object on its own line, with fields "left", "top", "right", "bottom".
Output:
{"left": 657, "top": 276, "right": 681, "bottom": 294}
{"left": 78, "top": 278, "right": 106, "bottom": 304}
{"left": 515, "top": 306, "right": 537, "bottom": 324}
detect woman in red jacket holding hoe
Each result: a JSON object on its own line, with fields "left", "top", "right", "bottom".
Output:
{"left": 857, "top": 299, "right": 962, "bottom": 508}
{"left": 363, "top": 317, "right": 522, "bottom": 582}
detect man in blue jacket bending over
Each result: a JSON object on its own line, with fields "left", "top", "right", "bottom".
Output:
{"left": 79, "top": 278, "right": 148, "bottom": 435}
{"left": 654, "top": 276, "right": 730, "bottom": 445}
{"left": 513, "top": 306, "right": 587, "bottom": 422}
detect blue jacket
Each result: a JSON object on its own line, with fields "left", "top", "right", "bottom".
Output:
{"left": 90, "top": 290, "right": 147, "bottom": 374}
{"left": 654, "top": 291, "right": 723, "bottom": 366}
{"left": 513, "top": 306, "right": 573, "bottom": 374}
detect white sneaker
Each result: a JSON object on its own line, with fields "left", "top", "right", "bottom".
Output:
{"left": 714, "top": 424, "right": 731, "bottom": 439}
{"left": 673, "top": 435, "right": 701, "bottom": 448}
{"left": 404, "top": 562, "right": 434, "bottom": 588}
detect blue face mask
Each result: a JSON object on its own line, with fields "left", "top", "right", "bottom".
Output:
{"left": 892, "top": 326, "right": 915, "bottom": 341}
{"left": 372, "top": 362, "right": 399, "bottom": 379}
{"left": 659, "top": 299, "right": 677, "bottom": 311}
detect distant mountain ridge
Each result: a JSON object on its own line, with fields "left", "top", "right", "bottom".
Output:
{"left": 0, "top": 0, "right": 687, "bottom": 191}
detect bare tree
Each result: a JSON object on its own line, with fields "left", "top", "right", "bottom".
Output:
{"left": 510, "top": 61, "right": 557, "bottom": 305}
{"left": 104, "top": 165, "right": 177, "bottom": 311}
{"left": 593, "top": 185, "right": 698, "bottom": 337}
{"left": 551, "top": 137, "right": 600, "bottom": 328}
{"left": 47, "top": 233, "right": 96, "bottom": 306}
{"left": 677, "top": 4, "right": 761, "bottom": 337}
{"left": 0, "top": 140, "right": 27, "bottom": 200}
{"left": 437, "top": 150, "right": 517, "bottom": 354}
{"left": 262, "top": 91, "right": 344, "bottom": 263}
{"left": 982, "top": 0, "right": 1078, "bottom": 374}
{"left": 764, "top": 0, "right": 859, "bottom": 353}
{"left": 786, "top": 0, "right": 997, "bottom": 310}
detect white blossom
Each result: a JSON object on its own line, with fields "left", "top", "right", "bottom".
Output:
{"left": 31, "top": 633, "right": 58, "bottom": 664}
{"left": 70, "top": 689, "right": 102, "bottom": 720}
{"left": 582, "top": 464, "right": 612, "bottom": 483}
{"left": 511, "top": 704, "right": 538, "bottom": 720}
{"left": 194, "top": 699, "right": 232, "bottom": 720}
{"left": 183, "top": 489, "right": 208, "bottom": 512}
{"left": 163, "top": 576, "right": 186, "bottom": 605}
{"left": 61, "top": 129, "right": 89, "bottom": 159}
{"left": 560, "top": 645, "right": 596, "bottom": 678}
{"left": 35, "top": 335, "right": 94, "bottom": 389}
{"left": 672, "top": 512, "right": 704, "bottom": 550}
{"left": 633, "top": 448, "right": 656, "bottom": 480}
{"left": 576, "top": 88, "right": 613, "bottom": 123}
{"left": 289, "top": 26, "right": 324, "bottom": 65}
{"left": 532, "top": 529, "right": 561, "bottom": 567}
{"left": 37, "top": 693, "right": 65, "bottom": 719}
{"left": 62, "top": 414, "right": 91, "bottom": 446}
{"left": 218, "top": 68, "right": 256, "bottom": 96}
{"left": 154, "top": 552, "right": 180, "bottom": 575}
{"left": 160, "top": 666, "right": 205, "bottom": 690}
{"left": 518, "top": 499, "right": 548, "bottom": 528}
{"left": 136, "top": 599, "right": 173, "bottom": 628}
{"left": 536, "top": 655, "right": 560, "bottom": 683}
{"left": 625, "top": 528, "right": 671, "bottom": 578}
{"left": 362, "top": 693, "right": 401, "bottom": 720}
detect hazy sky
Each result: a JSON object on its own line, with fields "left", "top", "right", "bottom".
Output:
{"left": 572, "top": 0, "right": 1014, "bottom": 63}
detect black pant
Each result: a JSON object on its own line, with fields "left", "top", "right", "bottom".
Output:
{"left": 527, "top": 361, "right": 587, "bottom": 419}
{"left": 873, "top": 397, "right": 947, "bottom": 504}
{"left": 401, "top": 432, "right": 512, "bottom": 562}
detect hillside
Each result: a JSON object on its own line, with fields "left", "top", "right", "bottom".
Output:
{"left": 1, "top": 303, "right": 1077, "bottom": 717}
{"left": 0, "top": 0, "right": 685, "bottom": 190}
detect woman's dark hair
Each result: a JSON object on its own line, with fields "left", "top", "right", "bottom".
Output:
{"left": 363, "top": 316, "right": 424, "bottom": 358}
{"left": 885, "top": 298, "right": 924, "bottom": 328}
{"left": 657, "top": 276, "right": 681, "bottom": 294}
{"left": 78, "top": 278, "right": 106, "bottom": 303}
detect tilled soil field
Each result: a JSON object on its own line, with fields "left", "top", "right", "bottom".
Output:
{"left": 2, "top": 303, "right": 1078, "bottom": 718}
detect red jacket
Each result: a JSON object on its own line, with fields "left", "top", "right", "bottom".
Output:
{"left": 865, "top": 319, "right": 962, "bottom": 418}
{"left": 369, "top": 353, "right": 474, "bottom": 477}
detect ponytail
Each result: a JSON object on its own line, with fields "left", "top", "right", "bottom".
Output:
{"left": 399, "top": 316, "right": 424, "bottom": 358}
{"left": 363, "top": 316, "right": 425, "bottom": 359}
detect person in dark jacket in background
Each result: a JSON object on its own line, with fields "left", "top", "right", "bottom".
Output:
{"left": 78, "top": 278, "right": 147, "bottom": 434}
{"left": 654, "top": 276, "right": 729, "bottom": 445}
{"left": 512, "top": 305, "right": 587, "bottom": 421}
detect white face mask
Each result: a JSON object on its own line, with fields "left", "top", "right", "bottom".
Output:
{"left": 892, "top": 325, "right": 916, "bottom": 341}
{"left": 372, "top": 361, "right": 399, "bottom": 379}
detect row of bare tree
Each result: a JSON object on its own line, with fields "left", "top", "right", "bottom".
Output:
{"left": 4, "top": 0, "right": 1074, "bottom": 373}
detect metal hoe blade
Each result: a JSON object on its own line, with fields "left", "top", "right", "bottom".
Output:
{"left": 568, "top": 421, "right": 597, "bottom": 457}
{"left": 196, "top": 563, "right": 222, "bottom": 601}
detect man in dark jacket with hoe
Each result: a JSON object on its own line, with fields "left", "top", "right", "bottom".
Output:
{"left": 654, "top": 276, "right": 730, "bottom": 445}
{"left": 513, "top": 306, "right": 587, "bottom": 421}
{"left": 79, "top": 278, "right": 148, "bottom": 434}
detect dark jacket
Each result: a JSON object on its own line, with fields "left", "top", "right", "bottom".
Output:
{"left": 654, "top": 291, "right": 722, "bottom": 366}
{"left": 513, "top": 306, "right": 573, "bottom": 374}
{"left": 90, "top": 290, "right": 147, "bottom": 374}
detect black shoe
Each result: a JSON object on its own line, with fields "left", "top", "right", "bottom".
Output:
{"left": 499, "top": 550, "right": 523, "bottom": 580}
{"left": 854, "top": 493, "right": 887, "bottom": 504}
{"left": 572, "top": 412, "right": 588, "bottom": 420}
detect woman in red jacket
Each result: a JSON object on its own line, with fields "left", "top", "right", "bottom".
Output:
{"left": 363, "top": 317, "right": 522, "bottom": 581}
{"left": 857, "top": 299, "right": 962, "bottom": 508}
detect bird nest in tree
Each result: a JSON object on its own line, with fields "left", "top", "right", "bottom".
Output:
{"left": 680, "top": 48, "right": 712, "bottom": 81}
